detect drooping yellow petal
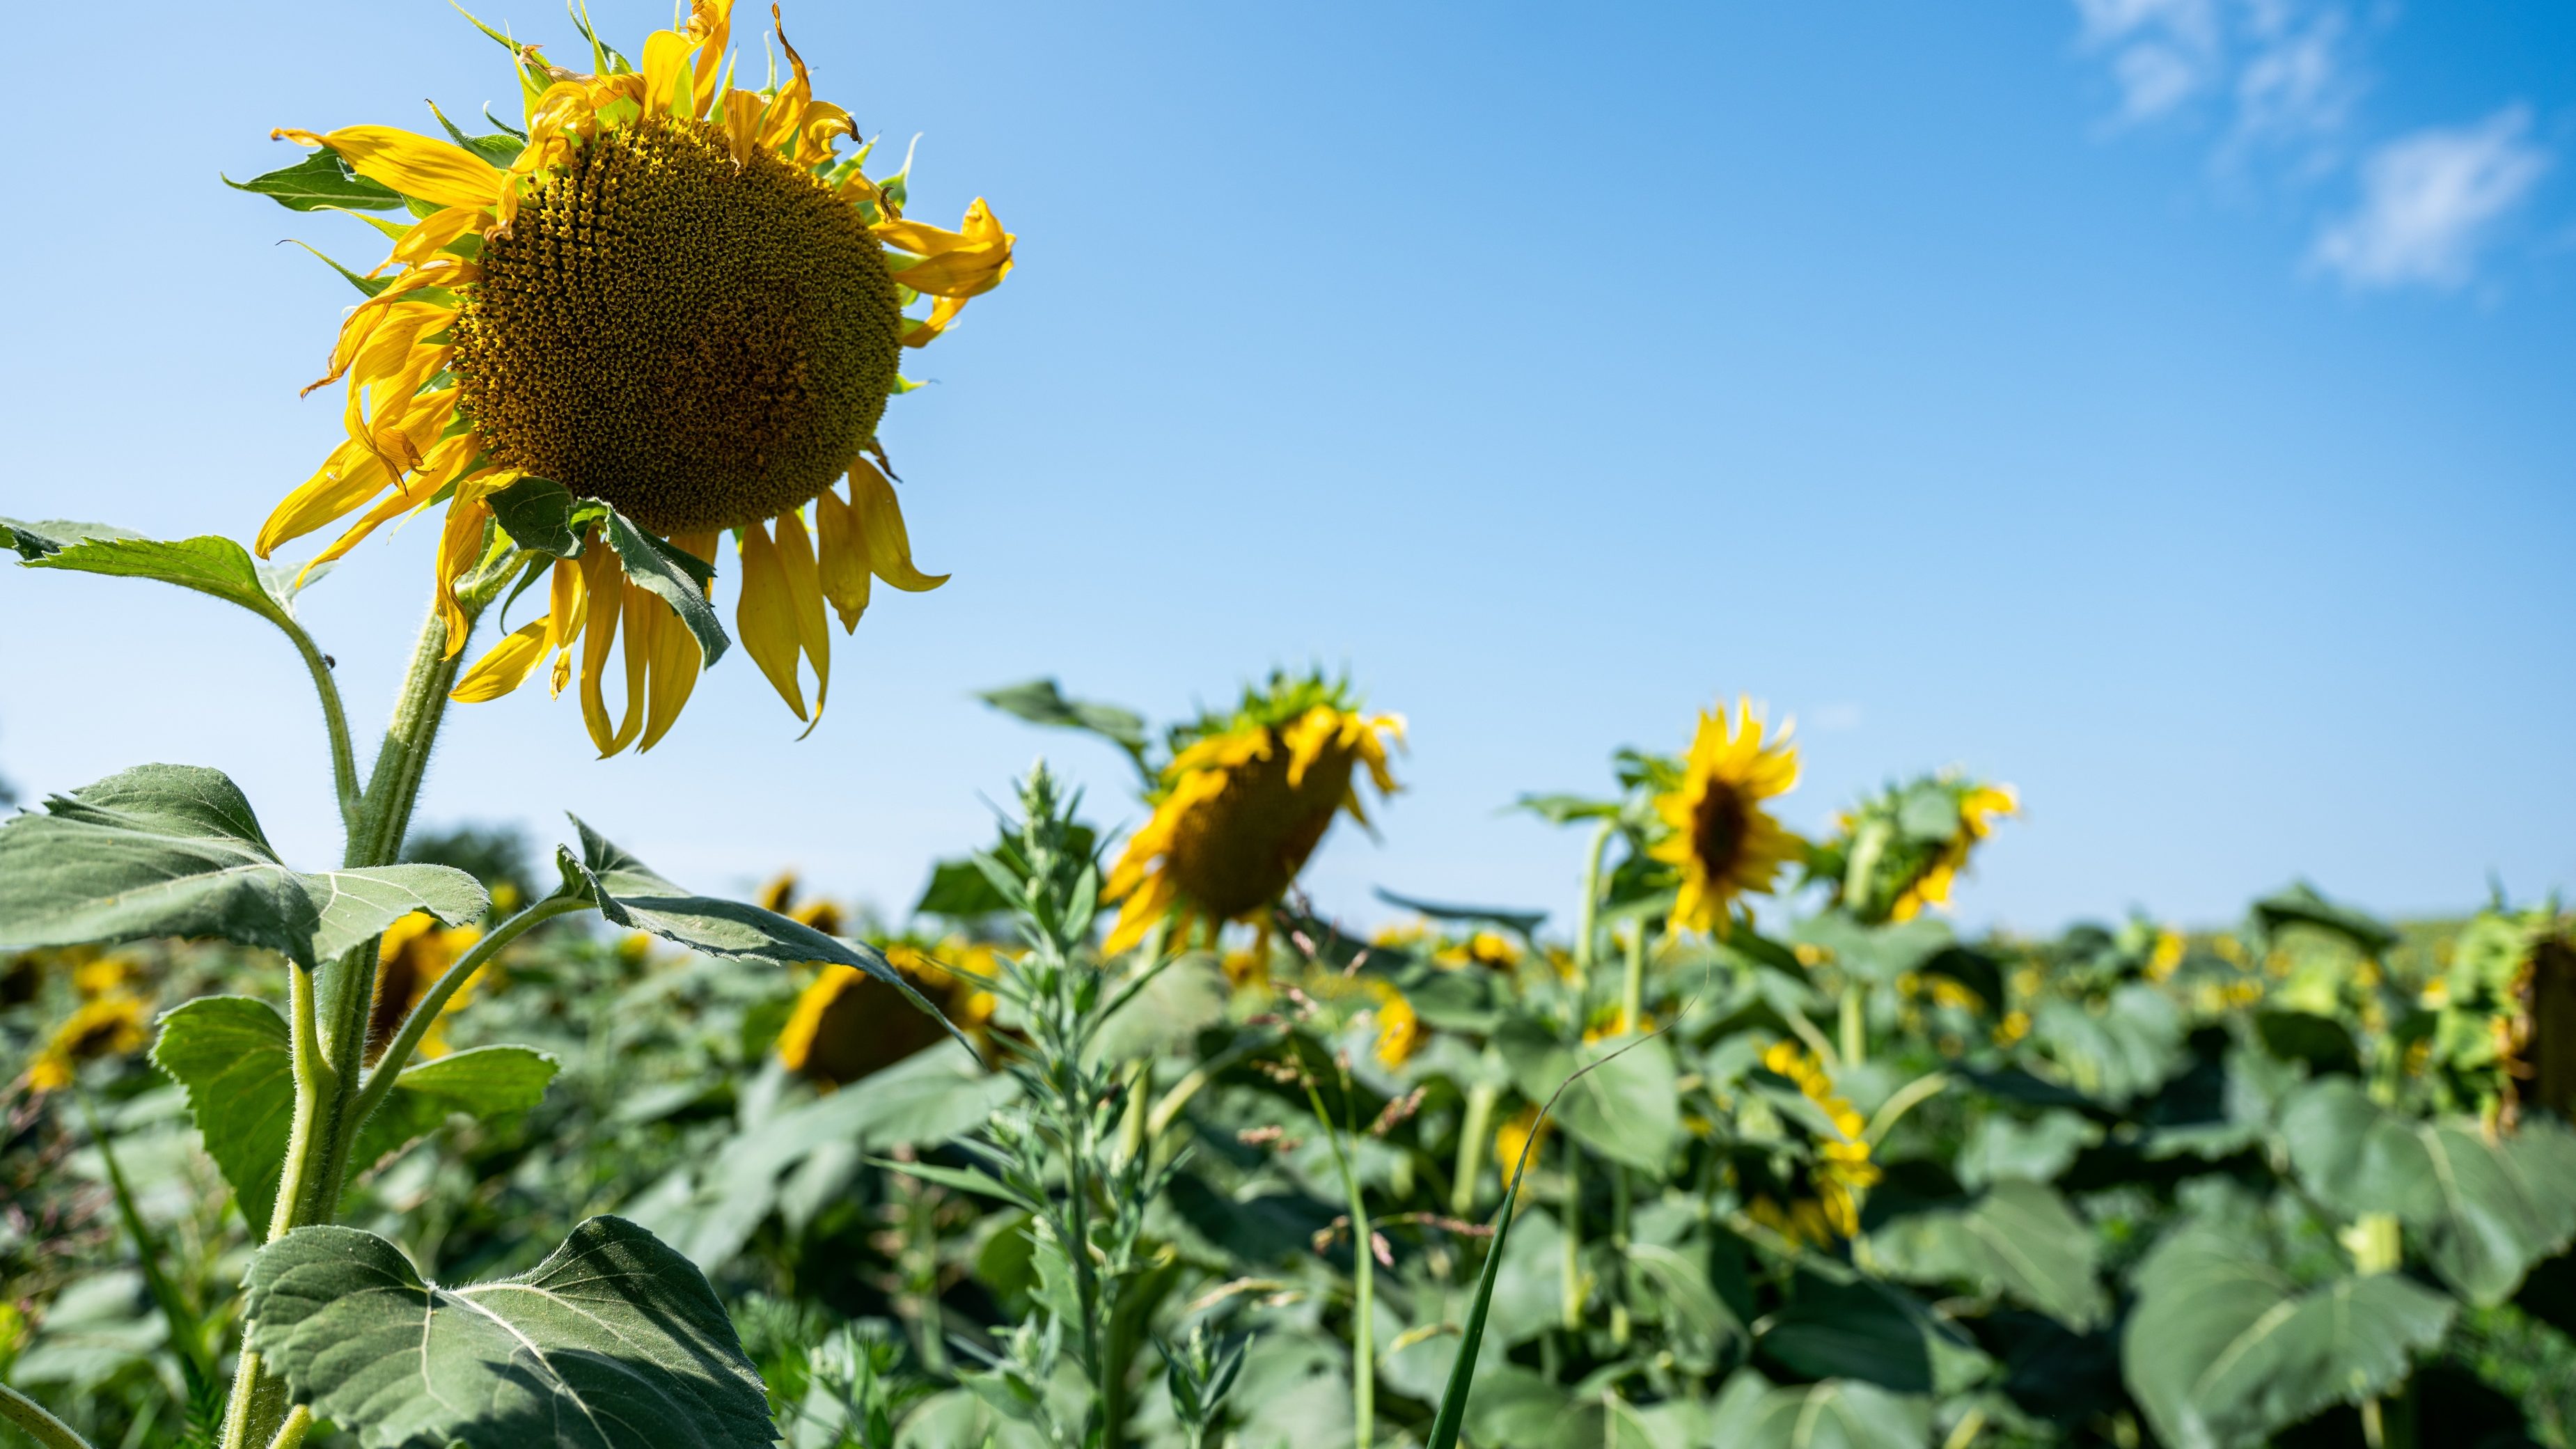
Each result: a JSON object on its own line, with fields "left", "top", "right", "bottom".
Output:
{"left": 434, "top": 492, "right": 494, "bottom": 654}
{"left": 305, "top": 264, "right": 470, "bottom": 395}
{"left": 872, "top": 199, "right": 1015, "bottom": 298}
{"left": 773, "top": 507, "right": 831, "bottom": 726}
{"left": 790, "top": 100, "right": 854, "bottom": 168}
{"left": 849, "top": 459, "right": 949, "bottom": 592}
{"left": 641, "top": 532, "right": 716, "bottom": 751}
{"left": 688, "top": 0, "right": 736, "bottom": 96}
{"left": 271, "top": 126, "right": 505, "bottom": 212}
{"left": 451, "top": 617, "right": 553, "bottom": 702}
{"left": 258, "top": 439, "right": 390, "bottom": 558}
{"left": 901, "top": 293, "right": 969, "bottom": 349}
{"left": 736, "top": 519, "right": 808, "bottom": 721}
{"left": 812, "top": 482, "right": 872, "bottom": 631}
{"left": 602, "top": 584, "right": 652, "bottom": 756}
{"left": 577, "top": 537, "right": 625, "bottom": 753}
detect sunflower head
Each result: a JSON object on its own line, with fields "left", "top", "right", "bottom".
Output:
{"left": 1644, "top": 698, "right": 1803, "bottom": 933}
{"left": 1367, "top": 981, "right": 1423, "bottom": 1069}
{"left": 1102, "top": 674, "right": 1404, "bottom": 954}
{"left": 28, "top": 994, "right": 150, "bottom": 1093}
{"left": 778, "top": 939, "right": 997, "bottom": 1088}
{"left": 368, "top": 912, "right": 487, "bottom": 1062}
{"left": 248, "top": 0, "right": 1013, "bottom": 755}
{"left": 1819, "top": 774, "right": 2016, "bottom": 924}
{"left": 1750, "top": 1040, "right": 1881, "bottom": 1242}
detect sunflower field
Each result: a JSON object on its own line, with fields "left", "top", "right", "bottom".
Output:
{"left": 3, "top": 4, "right": 2574, "bottom": 1448}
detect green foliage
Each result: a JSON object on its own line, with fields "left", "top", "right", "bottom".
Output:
{"left": 244, "top": 1216, "right": 770, "bottom": 1448}
{"left": 0, "top": 765, "right": 485, "bottom": 969}
{"left": 220, "top": 150, "right": 405, "bottom": 211}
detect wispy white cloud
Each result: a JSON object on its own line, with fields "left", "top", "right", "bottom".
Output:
{"left": 2311, "top": 107, "right": 2551, "bottom": 288}
{"left": 2075, "top": 0, "right": 2222, "bottom": 122}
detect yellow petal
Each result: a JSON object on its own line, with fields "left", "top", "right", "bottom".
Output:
{"left": 721, "top": 88, "right": 764, "bottom": 168}
{"left": 812, "top": 482, "right": 872, "bottom": 632}
{"left": 258, "top": 439, "right": 389, "bottom": 558}
{"left": 773, "top": 507, "right": 831, "bottom": 726}
{"left": 641, "top": 29, "right": 700, "bottom": 118}
{"left": 849, "top": 459, "right": 949, "bottom": 592}
{"left": 791, "top": 101, "right": 854, "bottom": 168}
{"left": 381, "top": 203, "right": 485, "bottom": 272}
{"left": 304, "top": 265, "right": 469, "bottom": 395}
{"left": 688, "top": 0, "right": 736, "bottom": 95}
{"left": 577, "top": 537, "right": 625, "bottom": 753}
{"left": 451, "top": 617, "right": 552, "bottom": 702}
{"left": 434, "top": 493, "right": 493, "bottom": 655}
{"left": 641, "top": 532, "right": 716, "bottom": 751}
{"left": 872, "top": 199, "right": 1015, "bottom": 298}
{"left": 900, "top": 294, "right": 969, "bottom": 349}
{"left": 603, "top": 585, "right": 651, "bottom": 757}
{"left": 271, "top": 126, "right": 504, "bottom": 212}
{"left": 736, "top": 519, "right": 808, "bottom": 721}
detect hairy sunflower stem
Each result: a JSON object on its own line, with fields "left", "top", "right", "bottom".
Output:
{"left": 1610, "top": 1166, "right": 1633, "bottom": 1348}
{"left": 1619, "top": 923, "right": 1648, "bottom": 1037}
{"left": 279, "top": 618, "right": 361, "bottom": 836}
{"left": 1839, "top": 981, "right": 1867, "bottom": 1067}
{"left": 1, "top": 1384, "right": 94, "bottom": 1449}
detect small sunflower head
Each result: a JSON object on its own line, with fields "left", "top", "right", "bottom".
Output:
{"left": 1367, "top": 981, "right": 1423, "bottom": 1069}
{"left": 369, "top": 912, "right": 487, "bottom": 1062}
{"left": 1102, "top": 673, "right": 1404, "bottom": 954}
{"left": 28, "top": 994, "right": 150, "bottom": 1092}
{"left": 1644, "top": 698, "right": 1803, "bottom": 933}
{"left": 1819, "top": 773, "right": 2016, "bottom": 924}
{"left": 248, "top": 0, "right": 1014, "bottom": 756}
{"left": 778, "top": 939, "right": 995, "bottom": 1088}
{"left": 1749, "top": 1039, "right": 1880, "bottom": 1242}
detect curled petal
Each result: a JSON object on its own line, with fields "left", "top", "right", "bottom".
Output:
{"left": 812, "top": 482, "right": 872, "bottom": 630}
{"left": 873, "top": 198, "right": 1014, "bottom": 298}
{"left": 901, "top": 294, "right": 968, "bottom": 349}
{"left": 271, "top": 125, "right": 505, "bottom": 210}
{"left": 451, "top": 618, "right": 553, "bottom": 703}
{"left": 849, "top": 458, "right": 948, "bottom": 592}
{"left": 258, "top": 439, "right": 390, "bottom": 558}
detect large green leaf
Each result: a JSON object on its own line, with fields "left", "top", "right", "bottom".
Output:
{"left": 1756, "top": 1276, "right": 1989, "bottom": 1396}
{"left": 154, "top": 998, "right": 556, "bottom": 1228}
{"left": 0, "top": 765, "right": 485, "bottom": 969}
{"left": 350, "top": 1046, "right": 562, "bottom": 1175}
{"left": 1864, "top": 1178, "right": 2107, "bottom": 1329}
{"left": 245, "top": 1216, "right": 771, "bottom": 1449}
{"left": 2250, "top": 882, "right": 2398, "bottom": 955}
{"left": 1787, "top": 914, "right": 1954, "bottom": 987}
{"left": 2029, "top": 983, "right": 2183, "bottom": 1104}
{"left": 2279, "top": 1077, "right": 2576, "bottom": 1305}
{"left": 222, "top": 149, "right": 405, "bottom": 211}
{"left": 1493, "top": 1019, "right": 1680, "bottom": 1170}
{"left": 0, "top": 523, "right": 319, "bottom": 623}
{"left": 1705, "top": 1370, "right": 1931, "bottom": 1449}
{"left": 2123, "top": 1205, "right": 2454, "bottom": 1449}
{"left": 557, "top": 817, "right": 961, "bottom": 1051}
{"left": 150, "top": 997, "right": 295, "bottom": 1230}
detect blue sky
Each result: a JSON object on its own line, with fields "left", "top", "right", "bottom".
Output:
{"left": 3, "top": 1, "right": 2570, "bottom": 936}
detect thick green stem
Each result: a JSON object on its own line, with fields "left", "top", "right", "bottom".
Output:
{"left": 0, "top": 1385, "right": 93, "bottom": 1449}
{"left": 1572, "top": 821, "right": 1616, "bottom": 991}
{"left": 1305, "top": 1081, "right": 1374, "bottom": 1449}
{"left": 1839, "top": 981, "right": 1867, "bottom": 1067}
{"left": 226, "top": 565, "right": 502, "bottom": 1449}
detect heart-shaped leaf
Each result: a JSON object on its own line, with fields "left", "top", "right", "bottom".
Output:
{"left": 0, "top": 765, "right": 485, "bottom": 968}
{"left": 245, "top": 1216, "right": 771, "bottom": 1449}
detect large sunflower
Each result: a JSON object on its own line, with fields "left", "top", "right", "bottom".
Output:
{"left": 250, "top": 0, "right": 1012, "bottom": 754}
{"left": 1647, "top": 698, "right": 1803, "bottom": 932}
{"left": 1102, "top": 675, "right": 1404, "bottom": 955}
{"left": 1887, "top": 783, "right": 2016, "bottom": 922}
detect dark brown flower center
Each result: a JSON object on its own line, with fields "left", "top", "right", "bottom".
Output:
{"left": 453, "top": 117, "right": 902, "bottom": 535}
